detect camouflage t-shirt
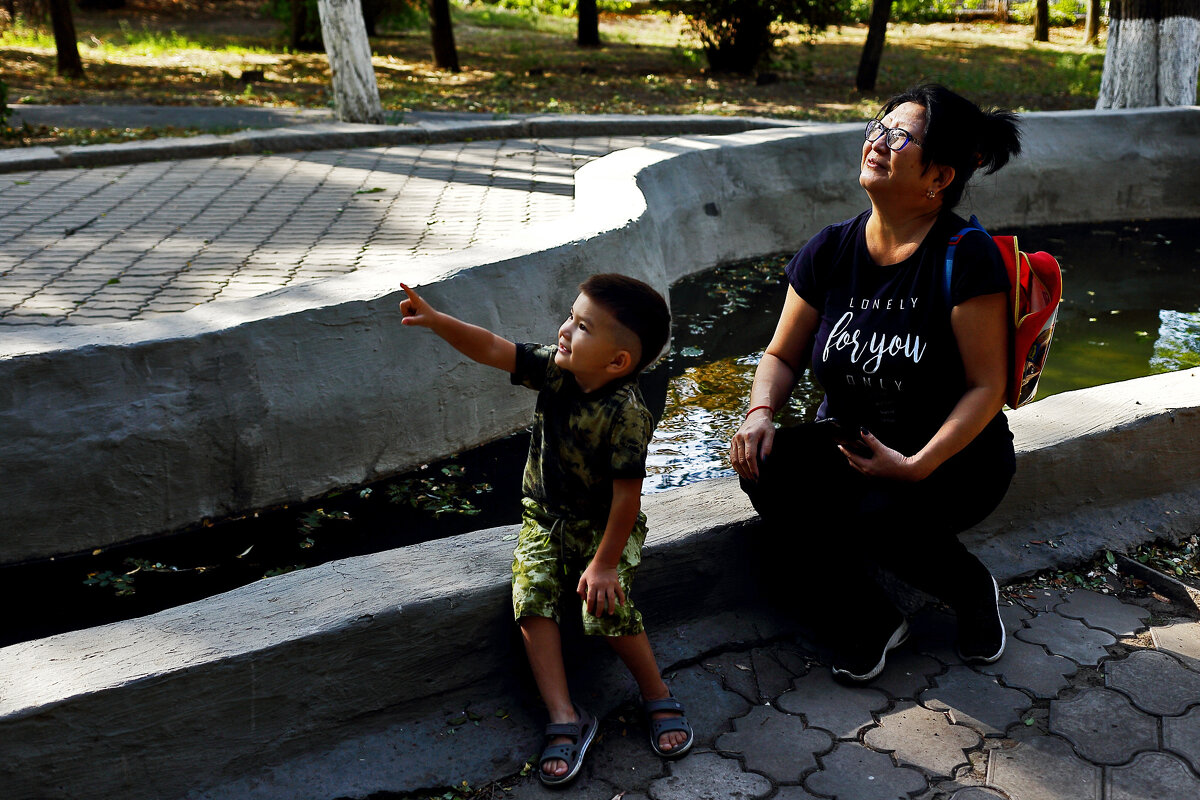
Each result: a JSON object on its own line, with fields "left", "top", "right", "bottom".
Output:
{"left": 510, "top": 343, "right": 653, "bottom": 522}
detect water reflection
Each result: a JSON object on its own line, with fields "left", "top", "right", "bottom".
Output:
{"left": 1153, "top": 311, "right": 1200, "bottom": 372}
{"left": 648, "top": 218, "right": 1200, "bottom": 491}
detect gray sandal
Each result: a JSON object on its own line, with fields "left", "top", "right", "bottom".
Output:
{"left": 643, "top": 696, "right": 694, "bottom": 759}
{"left": 537, "top": 704, "right": 597, "bottom": 787}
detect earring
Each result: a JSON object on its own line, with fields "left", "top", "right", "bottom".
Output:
{"left": 927, "top": 188, "right": 936, "bottom": 199}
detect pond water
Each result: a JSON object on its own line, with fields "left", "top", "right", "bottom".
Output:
{"left": 646, "top": 217, "right": 1200, "bottom": 490}
{"left": 2, "top": 217, "right": 1197, "bottom": 645}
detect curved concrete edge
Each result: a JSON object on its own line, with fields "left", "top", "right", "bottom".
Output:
{"left": 1, "top": 370, "right": 1197, "bottom": 800}
{"left": 1, "top": 107, "right": 1198, "bottom": 564}
{"left": 0, "top": 112, "right": 806, "bottom": 173}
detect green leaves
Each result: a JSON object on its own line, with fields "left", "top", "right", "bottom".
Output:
{"left": 386, "top": 464, "right": 493, "bottom": 519}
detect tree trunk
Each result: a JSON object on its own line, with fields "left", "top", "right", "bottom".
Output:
{"left": 48, "top": 0, "right": 84, "bottom": 79}
{"left": 856, "top": 0, "right": 892, "bottom": 92}
{"left": 1084, "top": 0, "right": 1103, "bottom": 44}
{"left": 1034, "top": 0, "right": 1050, "bottom": 41}
{"left": 1159, "top": 4, "right": 1200, "bottom": 104}
{"left": 1098, "top": 0, "right": 1200, "bottom": 107}
{"left": 317, "top": 0, "right": 385, "bottom": 123}
{"left": 290, "top": 0, "right": 322, "bottom": 51}
{"left": 428, "top": 0, "right": 460, "bottom": 72}
{"left": 578, "top": 0, "right": 600, "bottom": 47}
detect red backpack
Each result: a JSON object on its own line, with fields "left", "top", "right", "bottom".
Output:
{"left": 946, "top": 217, "right": 1063, "bottom": 409}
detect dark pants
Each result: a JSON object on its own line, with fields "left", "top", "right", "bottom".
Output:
{"left": 740, "top": 423, "right": 1014, "bottom": 637}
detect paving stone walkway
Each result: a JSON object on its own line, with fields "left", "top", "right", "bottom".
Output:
{"left": 488, "top": 587, "right": 1200, "bottom": 800}
{"left": 0, "top": 135, "right": 662, "bottom": 327}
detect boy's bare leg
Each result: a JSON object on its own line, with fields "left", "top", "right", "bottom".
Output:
{"left": 519, "top": 616, "right": 578, "bottom": 778}
{"left": 607, "top": 632, "right": 689, "bottom": 752}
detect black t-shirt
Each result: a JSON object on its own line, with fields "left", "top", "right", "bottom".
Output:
{"left": 510, "top": 343, "right": 652, "bottom": 521}
{"left": 786, "top": 209, "right": 1010, "bottom": 457}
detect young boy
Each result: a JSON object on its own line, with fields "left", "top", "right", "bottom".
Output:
{"left": 399, "top": 274, "right": 692, "bottom": 786}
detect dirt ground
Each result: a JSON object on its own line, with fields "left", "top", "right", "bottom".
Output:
{"left": 2, "top": 0, "right": 1106, "bottom": 125}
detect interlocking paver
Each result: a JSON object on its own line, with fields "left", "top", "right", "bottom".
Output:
{"left": 772, "top": 787, "right": 822, "bottom": 800}
{"left": 715, "top": 705, "right": 832, "bottom": 783}
{"left": 1163, "top": 706, "right": 1200, "bottom": 775}
{"left": 1000, "top": 602, "right": 1032, "bottom": 634}
{"left": 1151, "top": 618, "right": 1200, "bottom": 669}
{"left": 580, "top": 719, "right": 666, "bottom": 792}
{"left": 1105, "top": 648, "right": 1200, "bottom": 715}
{"left": 804, "top": 742, "right": 927, "bottom": 800}
{"left": 1053, "top": 590, "right": 1150, "bottom": 637}
{"left": 863, "top": 701, "right": 980, "bottom": 777}
{"left": 987, "top": 734, "right": 1102, "bottom": 800}
{"left": 701, "top": 654, "right": 759, "bottom": 703}
{"left": 1014, "top": 613, "right": 1115, "bottom": 666}
{"left": 920, "top": 665, "right": 1032, "bottom": 736}
{"left": 663, "top": 665, "right": 752, "bottom": 748}
{"left": 1019, "top": 589, "right": 1071, "bottom": 614}
{"left": 909, "top": 606, "right": 967, "bottom": 666}
{"left": 949, "top": 788, "right": 1007, "bottom": 800}
{"left": 976, "top": 637, "right": 1077, "bottom": 699}
{"left": 1105, "top": 751, "right": 1200, "bottom": 800}
{"left": 1, "top": 136, "right": 665, "bottom": 327}
{"left": 749, "top": 647, "right": 802, "bottom": 703}
{"left": 871, "top": 651, "right": 943, "bottom": 700}
{"left": 647, "top": 752, "right": 772, "bottom": 800}
{"left": 770, "top": 642, "right": 815, "bottom": 679}
{"left": 1048, "top": 688, "right": 1158, "bottom": 765}
{"left": 775, "top": 668, "right": 890, "bottom": 739}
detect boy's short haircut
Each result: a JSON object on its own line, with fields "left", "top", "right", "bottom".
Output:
{"left": 579, "top": 274, "right": 670, "bottom": 373}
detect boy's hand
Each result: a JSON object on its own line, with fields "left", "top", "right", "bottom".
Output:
{"left": 399, "top": 282, "right": 438, "bottom": 328}
{"left": 577, "top": 560, "right": 625, "bottom": 617}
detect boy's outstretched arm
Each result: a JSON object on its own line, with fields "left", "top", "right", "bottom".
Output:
{"left": 578, "top": 477, "right": 641, "bottom": 617}
{"left": 400, "top": 282, "right": 517, "bottom": 373}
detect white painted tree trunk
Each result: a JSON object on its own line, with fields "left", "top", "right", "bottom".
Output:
{"left": 317, "top": 0, "right": 384, "bottom": 124}
{"left": 1098, "top": 2, "right": 1200, "bottom": 108}
{"left": 1159, "top": 15, "right": 1200, "bottom": 105}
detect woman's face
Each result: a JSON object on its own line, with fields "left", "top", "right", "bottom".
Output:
{"left": 859, "top": 101, "right": 931, "bottom": 201}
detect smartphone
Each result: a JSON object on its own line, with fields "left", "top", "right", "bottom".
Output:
{"left": 816, "top": 417, "right": 872, "bottom": 458}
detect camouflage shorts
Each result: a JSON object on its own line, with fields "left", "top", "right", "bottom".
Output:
{"left": 511, "top": 496, "right": 647, "bottom": 637}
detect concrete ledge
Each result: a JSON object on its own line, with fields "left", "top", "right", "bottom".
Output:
{"left": 2, "top": 107, "right": 1197, "bottom": 564}
{"left": 2, "top": 370, "right": 1198, "bottom": 800}
{"left": 0, "top": 113, "right": 806, "bottom": 173}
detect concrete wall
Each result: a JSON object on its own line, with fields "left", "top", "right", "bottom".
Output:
{"left": 2, "top": 369, "right": 1197, "bottom": 800}
{"left": 2, "top": 108, "right": 1199, "bottom": 563}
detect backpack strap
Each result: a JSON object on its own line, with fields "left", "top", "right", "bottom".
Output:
{"left": 943, "top": 214, "right": 990, "bottom": 302}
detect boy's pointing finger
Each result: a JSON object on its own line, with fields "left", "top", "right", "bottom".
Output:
{"left": 399, "top": 282, "right": 420, "bottom": 306}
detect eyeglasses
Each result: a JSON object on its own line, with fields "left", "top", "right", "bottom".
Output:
{"left": 865, "top": 119, "right": 923, "bottom": 152}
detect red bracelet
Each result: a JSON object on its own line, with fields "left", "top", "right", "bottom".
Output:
{"left": 745, "top": 404, "right": 774, "bottom": 419}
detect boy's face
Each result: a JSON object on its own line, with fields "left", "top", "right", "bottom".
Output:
{"left": 555, "top": 292, "right": 636, "bottom": 388}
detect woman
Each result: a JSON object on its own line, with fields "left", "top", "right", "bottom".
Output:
{"left": 730, "top": 85, "right": 1022, "bottom": 684}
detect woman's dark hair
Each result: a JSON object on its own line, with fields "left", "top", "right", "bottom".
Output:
{"left": 579, "top": 273, "right": 671, "bottom": 373}
{"left": 879, "top": 83, "right": 1022, "bottom": 211}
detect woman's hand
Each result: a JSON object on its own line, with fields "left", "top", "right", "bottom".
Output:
{"left": 838, "top": 429, "right": 931, "bottom": 482}
{"left": 730, "top": 408, "right": 776, "bottom": 481}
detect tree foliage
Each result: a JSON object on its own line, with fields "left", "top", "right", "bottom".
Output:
{"left": 664, "top": 0, "right": 849, "bottom": 74}
{"left": 269, "top": 0, "right": 422, "bottom": 50}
